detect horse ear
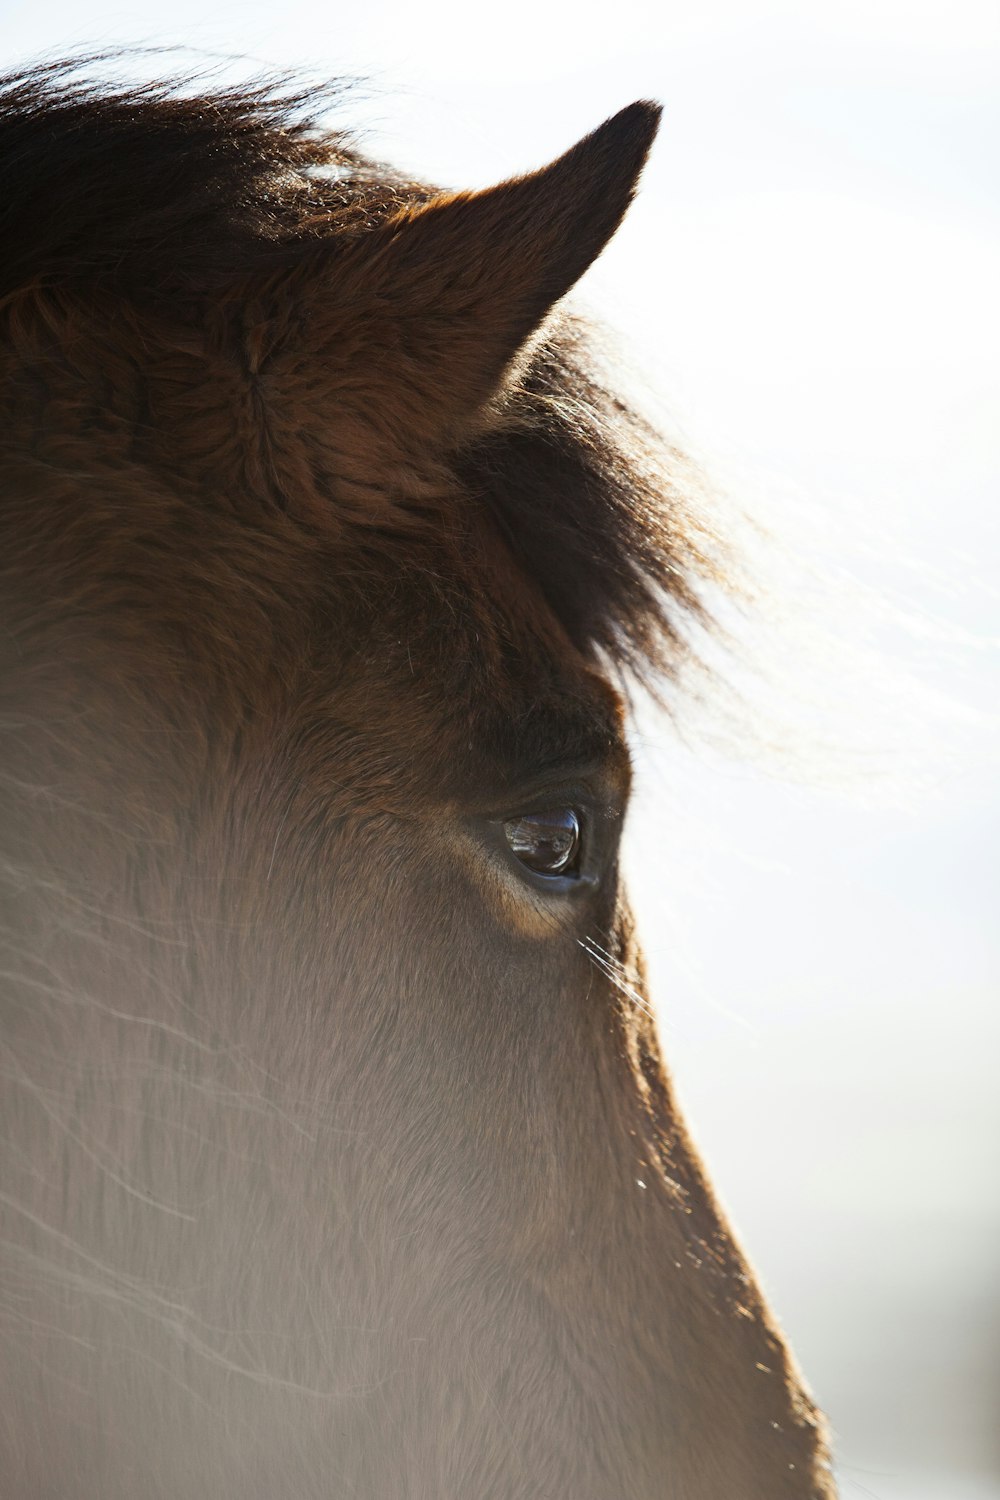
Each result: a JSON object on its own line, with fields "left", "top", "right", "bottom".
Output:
{"left": 330, "top": 101, "right": 662, "bottom": 444}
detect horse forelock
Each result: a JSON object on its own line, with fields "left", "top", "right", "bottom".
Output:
{"left": 0, "top": 59, "right": 729, "bottom": 707}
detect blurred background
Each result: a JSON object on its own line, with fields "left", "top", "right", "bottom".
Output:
{"left": 3, "top": 1, "right": 997, "bottom": 1494}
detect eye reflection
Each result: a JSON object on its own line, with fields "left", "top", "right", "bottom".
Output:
{"left": 503, "top": 808, "right": 581, "bottom": 878}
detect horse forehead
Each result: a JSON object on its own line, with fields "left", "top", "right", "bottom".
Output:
{"left": 298, "top": 555, "right": 629, "bottom": 803}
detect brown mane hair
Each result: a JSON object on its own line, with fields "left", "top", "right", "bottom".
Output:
{"left": 0, "top": 58, "right": 722, "bottom": 689}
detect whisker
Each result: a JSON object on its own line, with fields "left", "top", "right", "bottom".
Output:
{"left": 579, "top": 936, "right": 656, "bottom": 1019}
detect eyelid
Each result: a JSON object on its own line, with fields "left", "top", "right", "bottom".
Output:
{"left": 486, "top": 797, "right": 624, "bottom": 902}
{"left": 484, "top": 772, "right": 623, "bottom": 827}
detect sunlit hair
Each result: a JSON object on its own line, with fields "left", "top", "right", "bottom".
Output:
{"left": 0, "top": 57, "right": 733, "bottom": 697}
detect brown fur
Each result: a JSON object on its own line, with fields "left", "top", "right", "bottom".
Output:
{"left": 0, "top": 60, "right": 836, "bottom": 1497}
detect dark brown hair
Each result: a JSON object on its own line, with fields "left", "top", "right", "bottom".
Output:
{"left": 0, "top": 58, "right": 726, "bottom": 692}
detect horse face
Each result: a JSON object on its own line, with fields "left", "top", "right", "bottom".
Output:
{"left": 0, "top": 69, "right": 837, "bottom": 1498}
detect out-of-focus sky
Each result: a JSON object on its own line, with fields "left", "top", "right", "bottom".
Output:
{"left": 4, "top": 2, "right": 998, "bottom": 1494}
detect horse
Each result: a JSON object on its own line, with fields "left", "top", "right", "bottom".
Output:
{"left": 0, "top": 61, "right": 837, "bottom": 1498}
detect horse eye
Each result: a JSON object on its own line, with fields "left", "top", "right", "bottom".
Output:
{"left": 503, "top": 808, "right": 582, "bottom": 878}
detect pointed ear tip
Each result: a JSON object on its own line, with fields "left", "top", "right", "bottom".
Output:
{"left": 591, "top": 99, "right": 663, "bottom": 169}
{"left": 620, "top": 99, "right": 664, "bottom": 132}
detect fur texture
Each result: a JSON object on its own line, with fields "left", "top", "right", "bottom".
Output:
{"left": 0, "top": 61, "right": 835, "bottom": 1498}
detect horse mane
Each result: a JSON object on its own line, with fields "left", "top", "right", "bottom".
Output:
{"left": 0, "top": 57, "right": 730, "bottom": 691}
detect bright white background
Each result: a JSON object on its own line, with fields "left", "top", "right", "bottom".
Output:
{"left": 3, "top": 3, "right": 998, "bottom": 1496}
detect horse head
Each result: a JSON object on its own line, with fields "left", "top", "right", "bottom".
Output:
{"left": 0, "top": 64, "right": 836, "bottom": 1498}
